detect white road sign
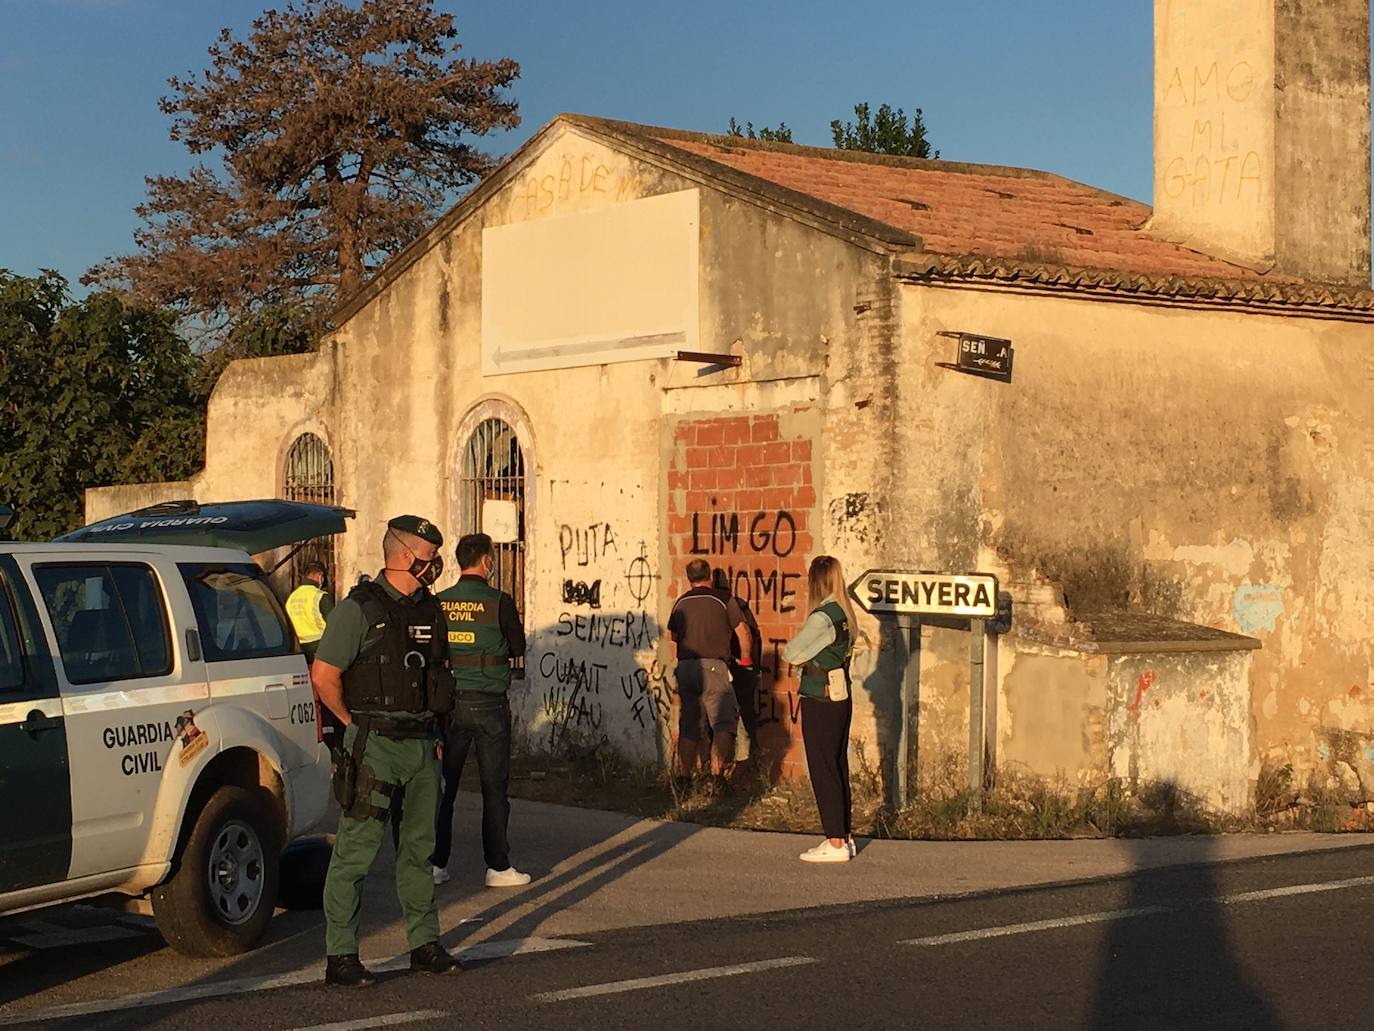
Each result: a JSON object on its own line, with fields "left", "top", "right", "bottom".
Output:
{"left": 849, "top": 569, "right": 999, "bottom": 618}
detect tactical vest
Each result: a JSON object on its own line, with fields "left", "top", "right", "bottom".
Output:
{"left": 341, "top": 581, "right": 446, "bottom": 713}
{"left": 437, "top": 577, "right": 511, "bottom": 693}
{"left": 798, "top": 600, "right": 852, "bottom": 700}
{"left": 285, "top": 584, "right": 328, "bottom": 644}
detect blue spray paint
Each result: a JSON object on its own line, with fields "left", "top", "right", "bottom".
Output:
{"left": 1232, "top": 584, "right": 1284, "bottom": 635}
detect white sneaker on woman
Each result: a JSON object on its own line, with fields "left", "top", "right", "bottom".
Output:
{"left": 485, "top": 866, "right": 532, "bottom": 887}
{"left": 799, "top": 840, "right": 851, "bottom": 863}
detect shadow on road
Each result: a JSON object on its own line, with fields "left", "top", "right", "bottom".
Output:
{"left": 1090, "top": 816, "right": 1283, "bottom": 1030}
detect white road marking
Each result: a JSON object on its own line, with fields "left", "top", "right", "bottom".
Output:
{"left": 284, "top": 1010, "right": 447, "bottom": 1031}
{"left": 0, "top": 936, "right": 591, "bottom": 1027}
{"left": 902, "top": 873, "right": 1374, "bottom": 948}
{"left": 456, "top": 935, "right": 590, "bottom": 962}
{"left": 901, "top": 906, "right": 1171, "bottom": 947}
{"left": 1219, "top": 874, "right": 1374, "bottom": 904}
{"left": 533, "top": 956, "right": 818, "bottom": 1003}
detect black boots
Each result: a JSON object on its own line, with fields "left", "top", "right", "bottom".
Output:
{"left": 326, "top": 943, "right": 461, "bottom": 985}
{"left": 325, "top": 953, "right": 377, "bottom": 987}
{"left": 410, "top": 941, "right": 463, "bottom": 974}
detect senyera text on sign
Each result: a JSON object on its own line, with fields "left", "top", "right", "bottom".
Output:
{"left": 849, "top": 569, "right": 999, "bottom": 618}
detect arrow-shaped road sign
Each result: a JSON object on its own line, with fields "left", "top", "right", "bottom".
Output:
{"left": 849, "top": 569, "right": 999, "bottom": 619}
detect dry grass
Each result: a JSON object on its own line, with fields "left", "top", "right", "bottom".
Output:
{"left": 507, "top": 744, "right": 1374, "bottom": 840}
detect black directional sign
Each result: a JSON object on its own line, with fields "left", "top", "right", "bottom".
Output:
{"left": 849, "top": 569, "right": 999, "bottom": 618}
{"left": 956, "top": 335, "right": 1013, "bottom": 379}
{"left": 936, "top": 331, "right": 1014, "bottom": 383}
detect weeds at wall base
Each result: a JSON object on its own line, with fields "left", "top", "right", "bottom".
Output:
{"left": 507, "top": 744, "right": 1374, "bottom": 840}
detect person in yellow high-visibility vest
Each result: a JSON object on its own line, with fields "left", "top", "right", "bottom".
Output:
{"left": 286, "top": 560, "right": 334, "bottom": 663}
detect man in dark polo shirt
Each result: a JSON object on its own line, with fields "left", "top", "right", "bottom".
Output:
{"left": 668, "top": 559, "right": 753, "bottom": 778}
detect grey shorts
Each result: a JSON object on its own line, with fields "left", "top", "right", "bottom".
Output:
{"left": 675, "top": 658, "right": 739, "bottom": 740}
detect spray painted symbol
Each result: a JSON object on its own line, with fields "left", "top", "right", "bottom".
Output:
{"left": 625, "top": 544, "right": 656, "bottom": 604}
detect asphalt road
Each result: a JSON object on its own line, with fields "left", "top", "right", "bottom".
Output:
{"left": 5, "top": 840, "right": 1372, "bottom": 1031}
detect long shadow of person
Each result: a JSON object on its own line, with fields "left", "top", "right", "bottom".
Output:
{"left": 1090, "top": 795, "right": 1283, "bottom": 1030}
{"left": 858, "top": 618, "right": 911, "bottom": 810}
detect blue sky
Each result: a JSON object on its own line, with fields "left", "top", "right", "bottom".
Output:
{"left": 3, "top": 1, "right": 1158, "bottom": 284}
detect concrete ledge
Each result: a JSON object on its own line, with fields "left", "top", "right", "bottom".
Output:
{"left": 1016, "top": 610, "right": 1261, "bottom": 655}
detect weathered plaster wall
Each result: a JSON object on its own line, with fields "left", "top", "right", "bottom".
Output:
{"left": 1106, "top": 652, "right": 1256, "bottom": 811}
{"left": 884, "top": 281, "right": 1374, "bottom": 804}
{"left": 1000, "top": 647, "right": 1108, "bottom": 785}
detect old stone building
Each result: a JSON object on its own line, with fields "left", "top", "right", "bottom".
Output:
{"left": 91, "top": 0, "right": 1374, "bottom": 810}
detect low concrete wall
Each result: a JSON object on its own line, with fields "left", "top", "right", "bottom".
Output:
{"left": 85, "top": 481, "right": 195, "bottom": 524}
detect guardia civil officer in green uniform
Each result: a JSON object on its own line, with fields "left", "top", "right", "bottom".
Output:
{"left": 311, "top": 515, "right": 461, "bottom": 987}
{"left": 431, "top": 532, "right": 529, "bottom": 887}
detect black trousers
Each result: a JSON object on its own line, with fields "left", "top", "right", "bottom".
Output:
{"left": 432, "top": 692, "right": 513, "bottom": 872}
{"left": 730, "top": 662, "right": 760, "bottom": 748}
{"left": 801, "top": 695, "right": 853, "bottom": 840}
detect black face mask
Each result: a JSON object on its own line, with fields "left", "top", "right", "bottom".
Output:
{"left": 387, "top": 528, "right": 443, "bottom": 587}
{"left": 410, "top": 553, "right": 443, "bottom": 587}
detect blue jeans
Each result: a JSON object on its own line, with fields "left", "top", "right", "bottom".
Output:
{"left": 432, "top": 693, "right": 513, "bottom": 871}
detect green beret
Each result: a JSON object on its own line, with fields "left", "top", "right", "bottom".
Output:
{"left": 387, "top": 514, "right": 444, "bottom": 547}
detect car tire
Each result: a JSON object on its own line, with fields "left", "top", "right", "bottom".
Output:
{"left": 151, "top": 785, "right": 283, "bottom": 957}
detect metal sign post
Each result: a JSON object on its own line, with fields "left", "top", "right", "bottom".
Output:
{"left": 968, "top": 617, "right": 986, "bottom": 810}
{"left": 894, "top": 613, "right": 920, "bottom": 809}
{"left": 850, "top": 569, "right": 1001, "bottom": 811}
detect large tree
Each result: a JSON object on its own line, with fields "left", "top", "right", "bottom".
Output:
{"left": 0, "top": 271, "right": 204, "bottom": 541}
{"left": 830, "top": 102, "right": 938, "bottom": 158}
{"left": 87, "top": 0, "right": 519, "bottom": 329}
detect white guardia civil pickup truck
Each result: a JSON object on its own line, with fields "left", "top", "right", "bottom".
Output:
{"left": 0, "top": 502, "right": 335, "bottom": 957}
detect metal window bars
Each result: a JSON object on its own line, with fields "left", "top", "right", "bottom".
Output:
{"left": 459, "top": 418, "right": 526, "bottom": 673}
{"left": 282, "top": 432, "right": 337, "bottom": 591}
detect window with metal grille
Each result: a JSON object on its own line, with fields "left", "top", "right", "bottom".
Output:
{"left": 458, "top": 416, "right": 527, "bottom": 624}
{"left": 282, "top": 433, "right": 337, "bottom": 591}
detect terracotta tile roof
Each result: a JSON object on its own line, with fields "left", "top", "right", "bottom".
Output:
{"left": 334, "top": 114, "right": 1374, "bottom": 327}
{"left": 654, "top": 134, "right": 1260, "bottom": 281}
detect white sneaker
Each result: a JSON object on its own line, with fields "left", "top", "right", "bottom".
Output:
{"left": 799, "top": 840, "right": 851, "bottom": 863}
{"left": 432, "top": 865, "right": 450, "bottom": 885}
{"left": 485, "top": 866, "right": 532, "bottom": 887}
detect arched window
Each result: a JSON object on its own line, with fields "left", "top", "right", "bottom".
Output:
{"left": 282, "top": 432, "right": 337, "bottom": 589}
{"left": 458, "top": 417, "right": 527, "bottom": 613}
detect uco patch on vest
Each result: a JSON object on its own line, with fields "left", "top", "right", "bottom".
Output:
{"left": 449, "top": 631, "right": 476, "bottom": 644}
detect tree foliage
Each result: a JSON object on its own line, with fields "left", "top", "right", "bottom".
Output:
{"left": 830, "top": 102, "right": 938, "bottom": 158}
{"left": 727, "top": 117, "right": 793, "bottom": 143}
{"left": 87, "top": 0, "right": 520, "bottom": 328}
{"left": 0, "top": 271, "right": 205, "bottom": 541}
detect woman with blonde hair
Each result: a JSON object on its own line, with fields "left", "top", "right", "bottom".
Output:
{"left": 783, "top": 555, "right": 859, "bottom": 863}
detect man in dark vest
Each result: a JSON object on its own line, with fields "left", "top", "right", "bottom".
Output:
{"left": 432, "top": 532, "right": 529, "bottom": 888}
{"left": 312, "top": 515, "right": 460, "bottom": 987}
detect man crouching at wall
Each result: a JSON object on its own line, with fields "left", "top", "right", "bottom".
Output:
{"left": 310, "top": 515, "right": 461, "bottom": 988}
